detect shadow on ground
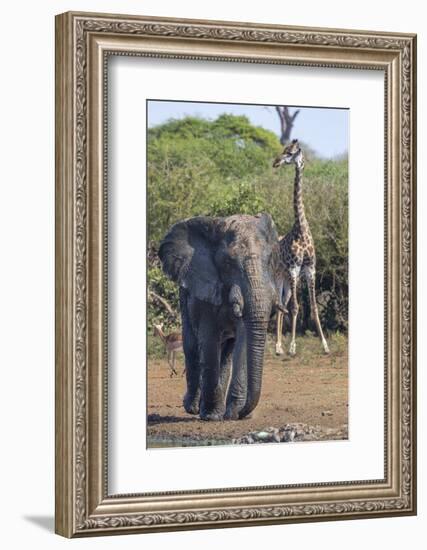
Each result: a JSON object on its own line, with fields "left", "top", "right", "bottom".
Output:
{"left": 147, "top": 413, "right": 198, "bottom": 425}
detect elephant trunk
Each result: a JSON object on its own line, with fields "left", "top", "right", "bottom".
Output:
{"left": 238, "top": 258, "right": 271, "bottom": 419}
{"left": 238, "top": 318, "right": 268, "bottom": 418}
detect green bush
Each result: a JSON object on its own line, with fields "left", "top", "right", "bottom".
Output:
{"left": 147, "top": 266, "right": 180, "bottom": 327}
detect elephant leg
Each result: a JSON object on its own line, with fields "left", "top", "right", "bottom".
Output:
{"left": 198, "top": 315, "right": 223, "bottom": 421}
{"left": 180, "top": 290, "right": 201, "bottom": 415}
{"left": 182, "top": 333, "right": 201, "bottom": 414}
{"left": 224, "top": 322, "right": 247, "bottom": 420}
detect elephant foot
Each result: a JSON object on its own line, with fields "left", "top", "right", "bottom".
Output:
{"left": 199, "top": 386, "right": 225, "bottom": 421}
{"left": 288, "top": 341, "right": 296, "bottom": 356}
{"left": 224, "top": 409, "right": 239, "bottom": 421}
{"left": 238, "top": 411, "right": 253, "bottom": 420}
{"left": 224, "top": 401, "right": 246, "bottom": 420}
{"left": 183, "top": 393, "right": 200, "bottom": 415}
{"left": 200, "top": 413, "right": 224, "bottom": 422}
{"left": 200, "top": 411, "right": 224, "bottom": 422}
{"left": 238, "top": 413, "right": 254, "bottom": 420}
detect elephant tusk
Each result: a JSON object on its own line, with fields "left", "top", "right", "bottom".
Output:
{"left": 276, "top": 304, "right": 288, "bottom": 314}
{"left": 232, "top": 303, "right": 243, "bottom": 318}
{"left": 229, "top": 285, "right": 244, "bottom": 318}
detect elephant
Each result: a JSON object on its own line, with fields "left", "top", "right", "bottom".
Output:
{"left": 158, "top": 213, "right": 283, "bottom": 421}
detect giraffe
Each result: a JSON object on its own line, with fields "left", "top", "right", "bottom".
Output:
{"left": 272, "top": 139, "right": 330, "bottom": 356}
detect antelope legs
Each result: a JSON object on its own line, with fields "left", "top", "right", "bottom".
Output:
{"left": 167, "top": 350, "right": 178, "bottom": 377}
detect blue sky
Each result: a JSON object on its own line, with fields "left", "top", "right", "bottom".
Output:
{"left": 147, "top": 100, "right": 349, "bottom": 159}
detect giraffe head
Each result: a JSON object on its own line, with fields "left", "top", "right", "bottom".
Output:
{"left": 273, "top": 139, "right": 304, "bottom": 169}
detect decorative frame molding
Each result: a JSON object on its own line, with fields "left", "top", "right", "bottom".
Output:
{"left": 55, "top": 11, "right": 417, "bottom": 537}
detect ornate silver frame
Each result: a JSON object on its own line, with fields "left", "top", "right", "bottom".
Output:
{"left": 55, "top": 11, "right": 417, "bottom": 537}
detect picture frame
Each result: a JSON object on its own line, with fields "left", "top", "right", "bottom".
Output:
{"left": 55, "top": 11, "right": 417, "bottom": 537}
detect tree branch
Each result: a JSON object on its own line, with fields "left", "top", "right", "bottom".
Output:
{"left": 291, "top": 109, "right": 300, "bottom": 122}
{"left": 148, "top": 290, "right": 176, "bottom": 317}
{"left": 275, "top": 106, "right": 300, "bottom": 144}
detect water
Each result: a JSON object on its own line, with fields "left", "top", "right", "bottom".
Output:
{"left": 147, "top": 435, "right": 231, "bottom": 449}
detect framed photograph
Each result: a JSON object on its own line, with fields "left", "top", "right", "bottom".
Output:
{"left": 55, "top": 11, "right": 417, "bottom": 537}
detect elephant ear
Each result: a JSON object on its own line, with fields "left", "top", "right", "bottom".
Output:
{"left": 255, "top": 213, "right": 279, "bottom": 244}
{"left": 158, "top": 217, "right": 223, "bottom": 306}
{"left": 255, "top": 213, "right": 281, "bottom": 274}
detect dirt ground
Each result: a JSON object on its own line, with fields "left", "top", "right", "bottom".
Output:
{"left": 147, "top": 334, "right": 348, "bottom": 446}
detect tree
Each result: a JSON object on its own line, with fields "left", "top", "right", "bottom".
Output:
{"left": 147, "top": 114, "right": 282, "bottom": 242}
{"left": 275, "top": 106, "right": 300, "bottom": 145}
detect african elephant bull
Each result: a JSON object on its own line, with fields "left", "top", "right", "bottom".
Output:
{"left": 158, "top": 213, "right": 282, "bottom": 421}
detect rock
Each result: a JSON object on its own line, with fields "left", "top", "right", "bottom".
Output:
{"left": 231, "top": 421, "right": 347, "bottom": 446}
{"left": 272, "top": 432, "right": 281, "bottom": 443}
{"left": 282, "top": 429, "right": 296, "bottom": 442}
{"left": 253, "top": 431, "right": 271, "bottom": 441}
{"left": 321, "top": 410, "right": 333, "bottom": 416}
{"left": 234, "top": 435, "right": 255, "bottom": 444}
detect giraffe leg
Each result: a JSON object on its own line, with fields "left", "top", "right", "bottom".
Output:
{"left": 275, "top": 280, "right": 284, "bottom": 355}
{"left": 276, "top": 280, "right": 291, "bottom": 356}
{"left": 275, "top": 311, "right": 284, "bottom": 355}
{"left": 304, "top": 266, "right": 330, "bottom": 354}
{"left": 289, "top": 274, "right": 299, "bottom": 356}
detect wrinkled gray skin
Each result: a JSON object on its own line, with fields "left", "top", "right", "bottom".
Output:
{"left": 158, "top": 213, "right": 282, "bottom": 421}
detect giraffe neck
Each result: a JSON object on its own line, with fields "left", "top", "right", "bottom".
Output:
{"left": 293, "top": 162, "right": 308, "bottom": 233}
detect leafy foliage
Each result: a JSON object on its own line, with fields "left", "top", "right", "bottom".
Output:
{"left": 147, "top": 266, "right": 180, "bottom": 328}
{"left": 147, "top": 114, "right": 348, "bottom": 340}
{"left": 147, "top": 114, "right": 281, "bottom": 242}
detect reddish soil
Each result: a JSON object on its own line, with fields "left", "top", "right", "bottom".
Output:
{"left": 147, "top": 335, "right": 348, "bottom": 445}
